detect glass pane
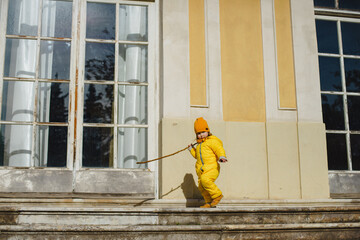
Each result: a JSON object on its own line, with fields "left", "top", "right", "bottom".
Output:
{"left": 4, "top": 39, "right": 37, "bottom": 78}
{"left": 118, "top": 85, "right": 147, "bottom": 125}
{"left": 321, "top": 94, "right": 345, "bottom": 130}
{"left": 339, "top": 0, "right": 360, "bottom": 11}
{"left": 86, "top": 3, "right": 115, "bottom": 40}
{"left": 38, "top": 82, "right": 69, "bottom": 123}
{"left": 119, "top": 5, "right": 148, "bottom": 41}
{"left": 316, "top": 20, "right": 339, "bottom": 54}
{"left": 319, "top": 56, "right": 342, "bottom": 91}
{"left": 314, "top": 0, "right": 335, "bottom": 8}
{"left": 84, "top": 84, "right": 114, "bottom": 123}
{"left": 36, "top": 126, "right": 67, "bottom": 167}
{"left": 348, "top": 96, "right": 360, "bottom": 130}
{"left": 326, "top": 133, "right": 348, "bottom": 170}
{"left": 0, "top": 124, "right": 33, "bottom": 167}
{"left": 118, "top": 128, "right": 147, "bottom": 169}
{"left": 7, "top": 0, "right": 39, "bottom": 36}
{"left": 83, "top": 127, "right": 113, "bottom": 167}
{"left": 1, "top": 81, "right": 35, "bottom": 122}
{"left": 345, "top": 58, "right": 360, "bottom": 93}
{"left": 351, "top": 134, "right": 360, "bottom": 171}
{"left": 341, "top": 22, "right": 360, "bottom": 56}
{"left": 119, "top": 44, "right": 148, "bottom": 83}
{"left": 39, "top": 41, "right": 71, "bottom": 80}
{"left": 85, "top": 42, "right": 115, "bottom": 81}
{"left": 41, "top": 0, "right": 72, "bottom": 38}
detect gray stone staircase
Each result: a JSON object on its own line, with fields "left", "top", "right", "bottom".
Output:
{"left": 1, "top": 198, "right": 360, "bottom": 239}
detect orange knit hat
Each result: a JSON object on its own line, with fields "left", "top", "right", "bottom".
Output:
{"left": 194, "top": 117, "right": 210, "bottom": 133}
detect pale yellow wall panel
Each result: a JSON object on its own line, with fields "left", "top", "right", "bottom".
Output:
{"left": 160, "top": 118, "right": 268, "bottom": 200}
{"left": 189, "top": 0, "right": 207, "bottom": 106}
{"left": 219, "top": 0, "right": 265, "bottom": 122}
{"left": 223, "top": 122, "right": 268, "bottom": 199}
{"left": 298, "top": 123, "right": 330, "bottom": 199}
{"left": 274, "top": 0, "right": 297, "bottom": 109}
{"left": 160, "top": 118, "right": 198, "bottom": 199}
{"left": 266, "top": 122, "right": 301, "bottom": 199}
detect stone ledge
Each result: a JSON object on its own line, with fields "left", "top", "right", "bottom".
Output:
{"left": 1, "top": 222, "right": 360, "bottom": 232}
{"left": 0, "top": 198, "right": 360, "bottom": 208}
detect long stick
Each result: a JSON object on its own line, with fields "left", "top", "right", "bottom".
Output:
{"left": 136, "top": 143, "right": 197, "bottom": 164}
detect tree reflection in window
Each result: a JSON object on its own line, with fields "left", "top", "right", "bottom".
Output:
{"left": 321, "top": 94, "right": 345, "bottom": 130}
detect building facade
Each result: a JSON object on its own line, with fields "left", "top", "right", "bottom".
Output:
{"left": 0, "top": 0, "right": 359, "bottom": 201}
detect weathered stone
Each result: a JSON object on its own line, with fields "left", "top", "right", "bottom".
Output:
{"left": 0, "top": 198, "right": 360, "bottom": 239}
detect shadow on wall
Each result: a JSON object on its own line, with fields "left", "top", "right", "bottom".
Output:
{"left": 161, "top": 173, "right": 203, "bottom": 207}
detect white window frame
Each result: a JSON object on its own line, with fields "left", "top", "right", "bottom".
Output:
{"left": 0, "top": 0, "right": 77, "bottom": 170}
{"left": 0, "top": 0, "right": 159, "bottom": 173}
{"left": 75, "top": 0, "right": 158, "bottom": 172}
{"left": 315, "top": 9, "right": 360, "bottom": 172}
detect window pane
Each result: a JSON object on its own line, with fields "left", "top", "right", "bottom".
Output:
{"left": 7, "top": 0, "right": 39, "bottom": 36}
{"left": 345, "top": 58, "right": 360, "bottom": 93}
{"left": 85, "top": 43, "right": 115, "bottom": 81}
{"left": 118, "top": 128, "right": 147, "bottom": 169}
{"left": 1, "top": 81, "right": 35, "bottom": 122}
{"left": 119, "top": 5, "right": 148, "bottom": 41}
{"left": 316, "top": 20, "right": 339, "bottom": 54}
{"left": 326, "top": 133, "right": 348, "bottom": 170}
{"left": 83, "top": 127, "right": 113, "bottom": 168}
{"left": 319, "top": 56, "right": 342, "bottom": 91}
{"left": 41, "top": 0, "right": 72, "bottom": 38}
{"left": 118, "top": 85, "right": 147, "bottom": 125}
{"left": 86, "top": 3, "right": 115, "bottom": 40}
{"left": 84, "top": 84, "right": 114, "bottom": 123}
{"left": 38, "top": 82, "right": 69, "bottom": 123}
{"left": 119, "top": 44, "right": 148, "bottom": 83}
{"left": 314, "top": 0, "right": 335, "bottom": 8}
{"left": 4, "top": 39, "right": 37, "bottom": 78}
{"left": 348, "top": 96, "right": 360, "bottom": 130}
{"left": 321, "top": 94, "right": 345, "bottom": 130}
{"left": 0, "top": 124, "right": 32, "bottom": 167}
{"left": 341, "top": 22, "right": 360, "bottom": 56}
{"left": 36, "top": 126, "right": 67, "bottom": 167}
{"left": 351, "top": 134, "right": 360, "bottom": 171}
{"left": 339, "top": 0, "right": 360, "bottom": 11}
{"left": 39, "top": 41, "right": 71, "bottom": 80}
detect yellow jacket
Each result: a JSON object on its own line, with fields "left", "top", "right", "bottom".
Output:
{"left": 190, "top": 135, "right": 226, "bottom": 176}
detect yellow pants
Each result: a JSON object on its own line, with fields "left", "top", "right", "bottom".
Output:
{"left": 197, "top": 168, "right": 222, "bottom": 203}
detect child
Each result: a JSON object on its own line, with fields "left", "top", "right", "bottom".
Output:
{"left": 188, "top": 117, "right": 228, "bottom": 208}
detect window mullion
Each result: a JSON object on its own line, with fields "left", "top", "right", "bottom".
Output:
{"left": 75, "top": 0, "right": 87, "bottom": 170}
{"left": 113, "top": 2, "right": 120, "bottom": 168}
{"left": 30, "top": 0, "right": 44, "bottom": 167}
{"left": 0, "top": 0, "right": 9, "bottom": 121}
{"left": 337, "top": 19, "right": 353, "bottom": 170}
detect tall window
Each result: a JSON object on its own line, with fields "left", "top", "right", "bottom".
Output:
{"left": 0, "top": 0, "right": 154, "bottom": 170}
{"left": 314, "top": 0, "right": 360, "bottom": 171}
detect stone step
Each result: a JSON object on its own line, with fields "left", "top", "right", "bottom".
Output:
{"left": 1, "top": 223, "right": 360, "bottom": 239}
{"left": 5, "top": 206, "right": 360, "bottom": 226}
{"left": 1, "top": 198, "right": 360, "bottom": 239}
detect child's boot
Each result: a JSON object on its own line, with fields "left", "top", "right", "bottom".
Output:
{"left": 200, "top": 203, "right": 211, "bottom": 208}
{"left": 210, "top": 195, "right": 223, "bottom": 208}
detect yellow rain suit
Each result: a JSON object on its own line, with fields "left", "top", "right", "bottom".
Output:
{"left": 189, "top": 135, "right": 226, "bottom": 203}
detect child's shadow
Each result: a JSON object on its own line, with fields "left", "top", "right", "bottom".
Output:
{"left": 181, "top": 173, "right": 203, "bottom": 207}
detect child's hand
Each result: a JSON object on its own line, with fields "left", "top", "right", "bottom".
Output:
{"left": 187, "top": 144, "right": 194, "bottom": 151}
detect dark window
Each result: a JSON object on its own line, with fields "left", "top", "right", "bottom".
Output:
{"left": 351, "top": 134, "right": 360, "bottom": 170}
{"left": 314, "top": 0, "right": 335, "bottom": 8}
{"left": 319, "top": 56, "right": 342, "bottom": 91}
{"left": 316, "top": 20, "right": 339, "bottom": 54}
{"left": 321, "top": 94, "right": 345, "bottom": 130}
{"left": 326, "top": 133, "right": 348, "bottom": 170}
{"left": 339, "top": 0, "right": 360, "bottom": 11}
